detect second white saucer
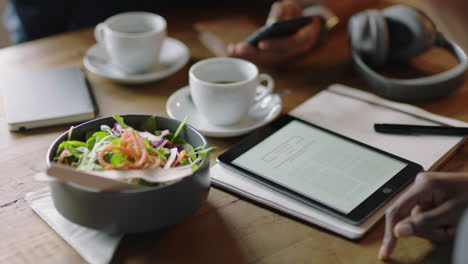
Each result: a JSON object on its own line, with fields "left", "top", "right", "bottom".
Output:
{"left": 83, "top": 37, "right": 190, "bottom": 84}
{"left": 166, "top": 86, "right": 282, "bottom": 138}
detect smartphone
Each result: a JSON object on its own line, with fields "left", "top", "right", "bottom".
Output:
{"left": 245, "top": 16, "right": 314, "bottom": 46}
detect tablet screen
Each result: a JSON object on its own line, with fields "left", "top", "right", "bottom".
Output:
{"left": 232, "top": 119, "right": 407, "bottom": 214}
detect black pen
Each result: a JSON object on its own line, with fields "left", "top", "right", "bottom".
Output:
{"left": 374, "top": 123, "right": 468, "bottom": 136}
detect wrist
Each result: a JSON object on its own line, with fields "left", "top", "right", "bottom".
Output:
{"left": 302, "top": 5, "right": 338, "bottom": 47}
{"left": 303, "top": 5, "right": 339, "bottom": 32}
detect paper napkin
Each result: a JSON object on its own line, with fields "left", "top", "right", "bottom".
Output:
{"left": 26, "top": 187, "right": 123, "bottom": 264}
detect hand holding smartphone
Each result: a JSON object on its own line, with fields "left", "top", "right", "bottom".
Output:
{"left": 244, "top": 16, "right": 314, "bottom": 46}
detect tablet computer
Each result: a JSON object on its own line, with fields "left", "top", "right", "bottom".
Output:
{"left": 217, "top": 115, "right": 423, "bottom": 225}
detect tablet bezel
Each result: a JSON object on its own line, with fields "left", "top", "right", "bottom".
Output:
{"left": 217, "top": 115, "right": 423, "bottom": 225}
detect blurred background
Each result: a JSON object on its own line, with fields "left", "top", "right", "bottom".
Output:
{"left": 0, "top": 0, "right": 465, "bottom": 51}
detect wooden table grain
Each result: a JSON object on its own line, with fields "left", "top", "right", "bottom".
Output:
{"left": 0, "top": 5, "right": 467, "bottom": 264}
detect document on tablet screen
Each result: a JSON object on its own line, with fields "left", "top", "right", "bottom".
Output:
{"left": 232, "top": 120, "right": 407, "bottom": 214}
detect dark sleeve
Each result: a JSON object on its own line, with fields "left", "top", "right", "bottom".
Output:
{"left": 5, "top": 0, "right": 67, "bottom": 43}
{"left": 4, "top": 0, "right": 150, "bottom": 43}
{"left": 163, "top": 0, "right": 276, "bottom": 15}
{"left": 4, "top": 0, "right": 277, "bottom": 43}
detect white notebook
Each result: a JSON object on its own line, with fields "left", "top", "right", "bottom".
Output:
{"left": 211, "top": 84, "right": 467, "bottom": 239}
{"left": 1, "top": 67, "right": 97, "bottom": 131}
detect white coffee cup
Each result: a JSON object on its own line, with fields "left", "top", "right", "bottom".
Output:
{"left": 189, "top": 58, "right": 274, "bottom": 126}
{"left": 94, "top": 12, "right": 166, "bottom": 74}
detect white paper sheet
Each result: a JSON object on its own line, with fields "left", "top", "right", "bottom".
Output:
{"left": 211, "top": 84, "right": 467, "bottom": 239}
{"left": 291, "top": 84, "right": 467, "bottom": 170}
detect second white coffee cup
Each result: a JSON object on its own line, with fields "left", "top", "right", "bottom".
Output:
{"left": 94, "top": 12, "right": 166, "bottom": 74}
{"left": 189, "top": 58, "right": 274, "bottom": 126}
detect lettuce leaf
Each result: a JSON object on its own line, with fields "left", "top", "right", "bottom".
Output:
{"left": 171, "top": 116, "right": 188, "bottom": 141}
{"left": 57, "top": 140, "right": 87, "bottom": 154}
{"left": 86, "top": 131, "right": 109, "bottom": 150}
{"left": 141, "top": 115, "right": 157, "bottom": 133}
{"left": 113, "top": 115, "right": 130, "bottom": 129}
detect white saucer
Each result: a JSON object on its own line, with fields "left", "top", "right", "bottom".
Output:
{"left": 166, "top": 86, "right": 282, "bottom": 138}
{"left": 83, "top": 37, "right": 190, "bottom": 84}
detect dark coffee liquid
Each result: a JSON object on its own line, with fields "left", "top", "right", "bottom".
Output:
{"left": 213, "top": 81, "right": 236, "bottom": 84}
{"left": 125, "top": 30, "right": 151, "bottom": 34}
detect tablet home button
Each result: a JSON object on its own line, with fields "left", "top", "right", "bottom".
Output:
{"left": 382, "top": 188, "right": 392, "bottom": 194}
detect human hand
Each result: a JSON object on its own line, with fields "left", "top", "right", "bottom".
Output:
{"left": 227, "top": 0, "right": 322, "bottom": 66}
{"left": 378, "top": 172, "right": 468, "bottom": 260}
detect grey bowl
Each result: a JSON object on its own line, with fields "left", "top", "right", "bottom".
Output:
{"left": 46, "top": 115, "right": 211, "bottom": 234}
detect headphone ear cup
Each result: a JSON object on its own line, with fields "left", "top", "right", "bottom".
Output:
{"left": 348, "top": 10, "right": 389, "bottom": 68}
{"left": 382, "top": 5, "right": 437, "bottom": 62}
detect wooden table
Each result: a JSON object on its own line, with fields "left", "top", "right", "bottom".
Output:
{"left": 1, "top": 6, "right": 467, "bottom": 264}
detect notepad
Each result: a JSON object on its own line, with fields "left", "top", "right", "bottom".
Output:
{"left": 1, "top": 67, "right": 97, "bottom": 131}
{"left": 210, "top": 84, "right": 467, "bottom": 239}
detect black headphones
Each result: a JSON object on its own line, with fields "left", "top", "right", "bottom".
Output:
{"left": 348, "top": 5, "right": 468, "bottom": 101}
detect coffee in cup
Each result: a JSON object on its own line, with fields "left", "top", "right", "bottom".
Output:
{"left": 189, "top": 58, "right": 274, "bottom": 126}
{"left": 94, "top": 12, "right": 166, "bottom": 74}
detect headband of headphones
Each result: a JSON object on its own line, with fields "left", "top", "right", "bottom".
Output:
{"left": 348, "top": 5, "right": 468, "bottom": 101}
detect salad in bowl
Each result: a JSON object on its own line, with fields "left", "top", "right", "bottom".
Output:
{"left": 53, "top": 115, "right": 213, "bottom": 186}
{"left": 47, "top": 115, "right": 212, "bottom": 233}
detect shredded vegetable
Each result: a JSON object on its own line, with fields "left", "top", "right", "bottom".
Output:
{"left": 54, "top": 115, "right": 214, "bottom": 186}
